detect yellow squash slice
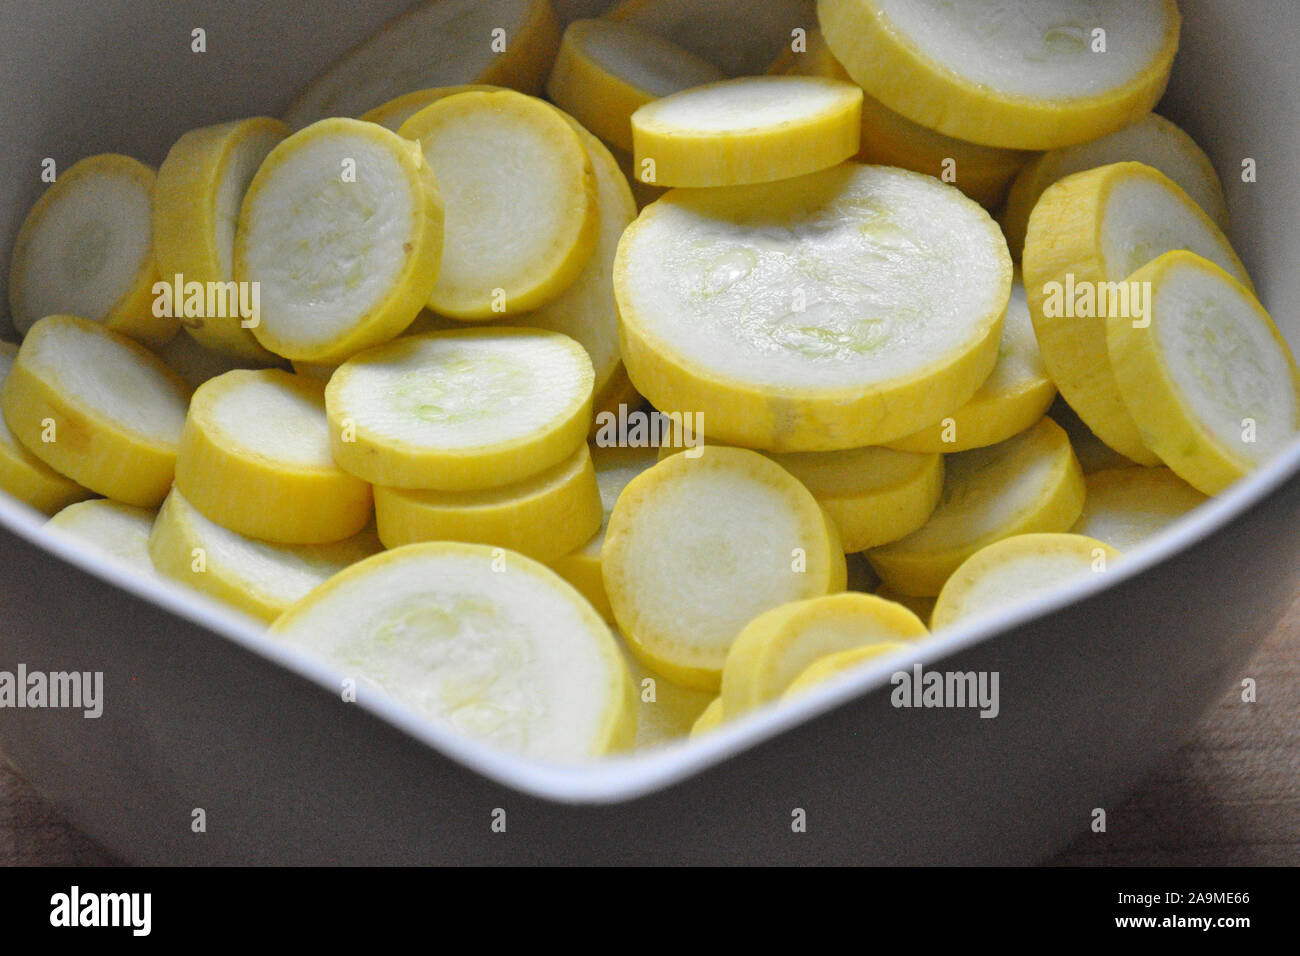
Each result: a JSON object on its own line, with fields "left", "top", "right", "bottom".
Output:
{"left": 153, "top": 118, "right": 289, "bottom": 362}
{"left": 8, "top": 154, "right": 176, "bottom": 347}
{"left": 235, "top": 118, "right": 444, "bottom": 364}
{"left": 398, "top": 90, "right": 599, "bottom": 319}
{"left": 1002, "top": 112, "right": 1229, "bottom": 258}
{"left": 359, "top": 84, "right": 505, "bottom": 132}
{"left": 931, "top": 532, "right": 1119, "bottom": 630}
{"left": 1106, "top": 251, "right": 1300, "bottom": 494}
{"left": 614, "top": 163, "right": 1011, "bottom": 451}
{"left": 768, "top": 446, "right": 944, "bottom": 553}
{"left": 782, "top": 641, "right": 912, "bottom": 699}
{"left": 1, "top": 315, "right": 189, "bottom": 507}
{"left": 620, "top": 640, "right": 717, "bottom": 749}
{"left": 373, "top": 443, "right": 602, "bottom": 562}
{"left": 269, "top": 542, "right": 636, "bottom": 761}
{"left": 46, "top": 499, "right": 156, "bottom": 575}
{"left": 1023, "top": 161, "right": 1252, "bottom": 465}
{"left": 818, "top": 0, "right": 1180, "bottom": 149}
{"left": 0, "top": 341, "right": 92, "bottom": 514}
{"left": 514, "top": 116, "right": 637, "bottom": 404}
{"left": 722, "top": 592, "right": 925, "bottom": 717}
{"left": 873, "top": 585, "right": 937, "bottom": 625}
{"left": 631, "top": 75, "right": 862, "bottom": 188}
{"left": 887, "top": 274, "right": 1055, "bottom": 453}
{"left": 549, "top": 445, "right": 658, "bottom": 621}
{"left": 325, "top": 328, "right": 593, "bottom": 491}
{"left": 1072, "top": 466, "right": 1207, "bottom": 551}
{"left": 867, "top": 417, "right": 1085, "bottom": 596}
{"left": 689, "top": 696, "right": 726, "bottom": 738}
{"left": 602, "top": 446, "right": 846, "bottom": 690}
{"left": 176, "top": 369, "right": 372, "bottom": 544}
{"left": 150, "top": 488, "right": 382, "bottom": 623}
{"left": 659, "top": 437, "right": 943, "bottom": 551}
{"left": 781, "top": 26, "right": 1032, "bottom": 208}
{"left": 546, "top": 17, "right": 724, "bottom": 153}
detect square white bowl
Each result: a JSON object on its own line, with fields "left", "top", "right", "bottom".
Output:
{"left": 1, "top": 0, "right": 1297, "bottom": 863}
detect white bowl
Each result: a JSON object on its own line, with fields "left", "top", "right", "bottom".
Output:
{"left": 1, "top": 0, "right": 1296, "bottom": 863}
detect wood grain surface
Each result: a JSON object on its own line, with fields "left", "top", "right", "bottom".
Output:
{"left": 1054, "top": 593, "right": 1300, "bottom": 866}
{"left": 3, "top": 596, "right": 1296, "bottom": 867}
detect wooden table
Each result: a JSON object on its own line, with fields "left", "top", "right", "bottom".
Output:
{"left": 4, "top": 598, "right": 1297, "bottom": 867}
{"left": 1054, "top": 593, "right": 1300, "bottom": 866}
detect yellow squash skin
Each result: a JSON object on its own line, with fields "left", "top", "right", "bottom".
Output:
{"left": 817, "top": 0, "right": 1180, "bottom": 150}
{"left": 1023, "top": 162, "right": 1251, "bottom": 466}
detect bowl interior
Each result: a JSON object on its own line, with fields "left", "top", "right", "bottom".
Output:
{"left": 0, "top": 0, "right": 1296, "bottom": 803}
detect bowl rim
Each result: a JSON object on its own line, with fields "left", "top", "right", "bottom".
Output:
{"left": 3, "top": 426, "right": 1296, "bottom": 805}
